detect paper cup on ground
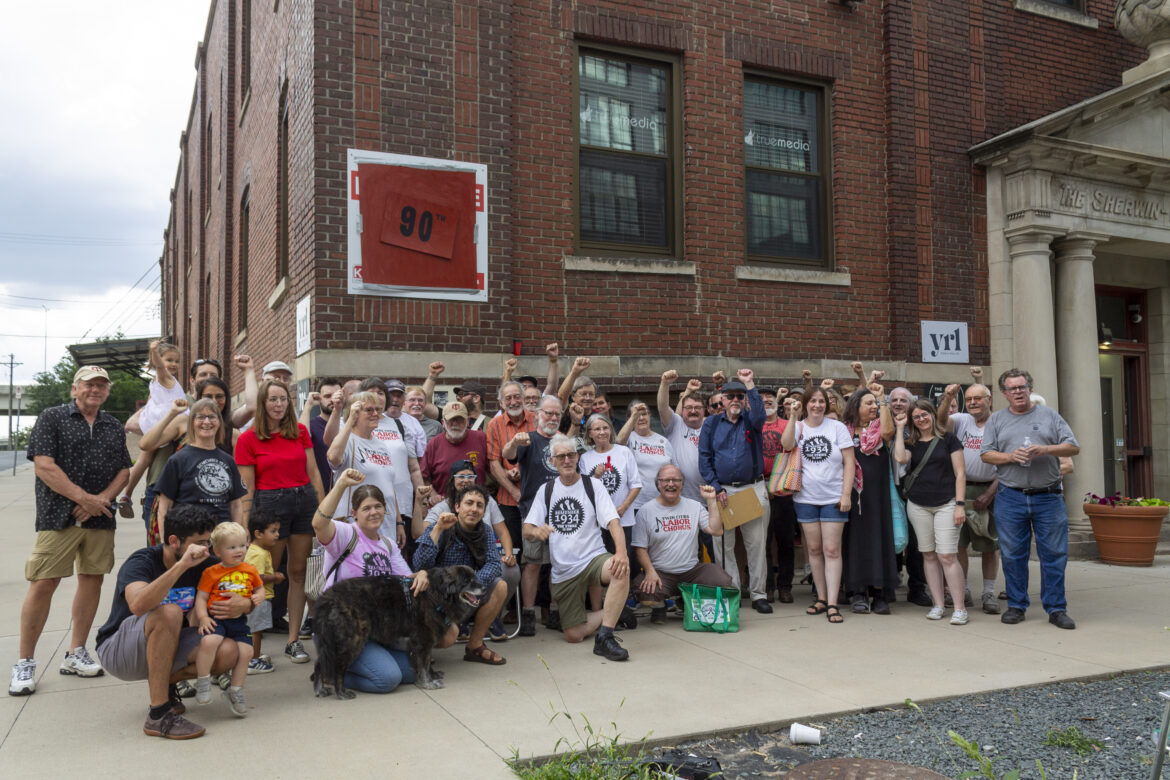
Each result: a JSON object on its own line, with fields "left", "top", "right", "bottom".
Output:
{"left": 789, "top": 722, "right": 822, "bottom": 745}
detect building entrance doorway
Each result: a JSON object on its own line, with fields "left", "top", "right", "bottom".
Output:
{"left": 1096, "top": 288, "right": 1152, "bottom": 500}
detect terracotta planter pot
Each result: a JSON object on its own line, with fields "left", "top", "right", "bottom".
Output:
{"left": 1083, "top": 503, "right": 1168, "bottom": 566}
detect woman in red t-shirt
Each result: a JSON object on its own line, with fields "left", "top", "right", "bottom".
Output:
{"left": 236, "top": 379, "right": 325, "bottom": 664}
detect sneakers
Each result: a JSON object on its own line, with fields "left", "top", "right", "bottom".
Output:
{"left": 518, "top": 609, "right": 536, "bottom": 637}
{"left": 488, "top": 619, "right": 508, "bottom": 642}
{"left": 174, "top": 679, "right": 196, "bottom": 698}
{"left": 215, "top": 672, "right": 232, "bottom": 690}
{"left": 950, "top": 610, "right": 969, "bottom": 626}
{"left": 60, "top": 646, "right": 104, "bottom": 677}
{"left": 194, "top": 675, "right": 212, "bottom": 705}
{"left": 544, "top": 611, "right": 562, "bottom": 632}
{"left": 926, "top": 606, "right": 946, "bottom": 620}
{"left": 616, "top": 606, "right": 638, "bottom": 629}
{"left": 299, "top": 617, "right": 313, "bottom": 640}
{"left": 223, "top": 686, "right": 247, "bottom": 717}
{"left": 593, "top": 632, "right": 629, "bottom": 662}
{"left": 456, "top": 623, "right": 471, "bottom": 643}
{"left": 943, "top": 589, "right": 973, "bottom": 608}
{"left": 247, "top": 657, "right": 274, "bottom": 674}
{"left": 168, "top": 683, "right": 187, "bottom": 715}
{"left": 143, "top": 709, "right": 205, "bottom": 740}
{"left": 9, "top": 658, "right": 35, "bottom": 696}
{"left": 285, "top": 640, "right": 310, "bottom": 664}
{"left": 981, "top": 592, "right": 1001, "bottom": 615}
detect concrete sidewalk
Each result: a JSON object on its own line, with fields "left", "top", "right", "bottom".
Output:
{"left": 0, "top": 464, "right": 1167, "bottom": 779}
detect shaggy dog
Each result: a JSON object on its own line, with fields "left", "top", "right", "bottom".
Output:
{"left": 312, "top": 565, "right": 487, "bottom": 699}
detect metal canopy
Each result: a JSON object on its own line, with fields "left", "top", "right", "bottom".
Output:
{"left": 67, "top": 337, "right": 155, "bottom": 378}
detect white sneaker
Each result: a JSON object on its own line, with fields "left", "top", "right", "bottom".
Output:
{"left": 223, "top": 686, "right": 247, "bottom": 717}
{"left": 60, "top": 646, "right": 104, "bottom": 678}
{"left": 194, "top": 675, "right": 212, "bottom": 705}
{"left": 926, "top": 606, "right": 946, "bottom": 620}
{"left": 9, "top": 658, "right": 36, "bottom": 696}
{"left": 950, "top": 610, "right": 970, "bottom": 625}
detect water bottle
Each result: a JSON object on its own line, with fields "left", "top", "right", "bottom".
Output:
{"left": 1021, "top": 435, "right": 1033, "bottom": 468}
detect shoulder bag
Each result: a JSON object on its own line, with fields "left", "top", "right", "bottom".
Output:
{"left": 767, "top": 422, "right": 802, "bottom": 496}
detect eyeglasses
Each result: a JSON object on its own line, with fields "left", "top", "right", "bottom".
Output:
{"left": 1004, "top": 385, "right": 1031, "bottom": 394}
{"left": 551, "top": 452, "right": 578, "bottom": 461}
{"left": 360, "top": 407, "right": 382, "bottom": 414}
{"left": 657, "top": 477, "right": 683, "bottom": 484}
{"left": 193, "top": 414, "right": 219, "bottom": 422}
{"left": 911, "top": 414, "right": 932, "bottom": 422}
{"left": 708, "top": 402, "right": 723, "bottom": 410}
{"left": 453, "top": 473, "right": 476, "bottom": 480}
{"left": 723, "top": 392, "right": 745, "bottom": 401}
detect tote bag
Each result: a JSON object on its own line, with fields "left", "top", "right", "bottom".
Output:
{"left": 679, "top": 582, "right": 740, "bottom": 633}
{"left": 767, "top": 422, "right": 802, "bottom": 496}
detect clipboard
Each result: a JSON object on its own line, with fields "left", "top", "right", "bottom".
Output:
{"left": 721, "top": 486, "right": 764, "bottom": 530}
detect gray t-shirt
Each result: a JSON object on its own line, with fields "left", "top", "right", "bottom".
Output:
{"left": 980, "top": 405, "right": 1078, "bottom": 489}
{"left": 663, "top": 415, "right": 703, "bottom": 502}
{"left": 626, "top": 430, "right": 675, "bottom": 512}
{"left": 950, "top": 413, "right": 997, "bottom": 483}
{"left": 632, "top": 497, "right": 710, "bottom": 575}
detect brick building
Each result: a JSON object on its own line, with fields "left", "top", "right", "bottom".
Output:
{"left": 160, "top": 1, "right": 1153, "bottom": 542}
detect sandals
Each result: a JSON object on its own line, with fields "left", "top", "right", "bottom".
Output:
{"left": 464, "top": 644, "right": 506, "bottom": 666}
{"left": 116, "top": 495, "right": 135, "bottom": 519}
{"left": 806, "top": 599, "right": 828, "bottom": 616}
{"left": 826, "top": 605, "right": 844, "bottom": 624}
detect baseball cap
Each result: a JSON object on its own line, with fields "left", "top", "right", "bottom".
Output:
{"left": 449, "top": 459, "right": 475, "bottom": 476}
{"left": 384, "top": 379, "right": 406, "bottom": 394}
{"left": 442, "top": 401, "right": 470, "bottom": 420}
{"left": 73, "top": 365, "right": 110, "bottom": 383}
{"left": 721, "top": 380, "right": 748, "bottom": 393}
{"left": 261, "top": 360, "right": 292, "bottom": 376}
{"left": 454, "top": 380, "right": 487, "bottom": 398}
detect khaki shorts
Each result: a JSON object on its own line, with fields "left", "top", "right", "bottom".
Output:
{"left": 960, "top": 483, "right": 998, "bottom": 553}
{"left": 521, "top": 536, "right": 550, "bottom": 566}
{"left": 25, "top": 527, "right": 115, "bottom": 581}
{"left": 550, "top": 553, "right": 611, "bottom": 631}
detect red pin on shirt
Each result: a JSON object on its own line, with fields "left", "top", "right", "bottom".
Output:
{"left": 606, "top": 455, "right": 612, "bottom": 471}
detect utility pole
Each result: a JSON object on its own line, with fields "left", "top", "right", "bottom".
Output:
{"left": 12, "top": 387, "right": 21, "bottom": 475}
{"left": 7, "top": 354, "right": 22, "bottom": 451}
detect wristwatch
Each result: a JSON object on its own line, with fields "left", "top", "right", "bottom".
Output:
{"left": 955, "top": 500, "right": 966, "bottom": 506}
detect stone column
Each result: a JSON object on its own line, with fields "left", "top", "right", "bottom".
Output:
{"left": 1006, "top": 228, "right": 1063, "bottom": 407}
{"left": 1054, "top": 234, "right": 1108, "bottom": 543}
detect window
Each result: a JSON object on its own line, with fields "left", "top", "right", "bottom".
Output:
{"left": 184, "top": 189, "right": 192, "bottom": 272}
{"left": 576, "top": 48, "right": 678, "bottom": 255}
{"left": 205, "top": 112, "right": 213, "bottom": 215}
{"left": 744, "top": 77, "right": 830, "bottom": 266}
{"left": 277, "top": 83, "right": 289, "bottom": 279}
{"left": 240, "top": 0, "right": 251, "bottom": 98}
{"left": 239, "top": 187, "right": 250, "bottom": 330}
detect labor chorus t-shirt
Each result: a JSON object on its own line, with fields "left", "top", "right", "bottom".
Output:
{"left": 523, "top": 477, "right": 617, "bottom": 584}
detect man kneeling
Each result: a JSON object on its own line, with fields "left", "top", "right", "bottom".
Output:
{"left": 95, "top": 504, "right": 254, "bottom": 739}
{"left": 522, "top": 434, "right": 630, "bottom": 661}
{"left": 633, "top": 465, "right": 733, "bottom": 623}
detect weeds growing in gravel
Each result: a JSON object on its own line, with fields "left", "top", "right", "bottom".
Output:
{"left": 508, "top": 655, "right": 654, "bottom": 779}
{"left": 904, "top": 698, "right": 1057, "bottom": 780}
{"left": 1041, "top": 726, "right": 1104, "bottom": 756}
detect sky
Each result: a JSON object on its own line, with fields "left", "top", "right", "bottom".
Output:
{"left": 0, "top": 2, "right": 211, "bottom": 384}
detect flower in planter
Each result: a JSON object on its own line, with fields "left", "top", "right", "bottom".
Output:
{"left": 1084, "top": 492, "right": 1169, "bottom": 507}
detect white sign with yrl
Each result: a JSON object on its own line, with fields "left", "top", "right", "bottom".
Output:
{"left": 921, "top": 321, "right": 968, "bottom": 363}
{"left": 295, "top": 295, "right": 311, "bottom": 356}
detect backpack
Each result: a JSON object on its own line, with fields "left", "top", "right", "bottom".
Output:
{"left": 542, "top": 475, "right": 597, "bottom": 520}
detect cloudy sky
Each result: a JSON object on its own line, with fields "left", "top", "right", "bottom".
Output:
{"left": 0, "top": 2, "right": 210, "bottom": 383}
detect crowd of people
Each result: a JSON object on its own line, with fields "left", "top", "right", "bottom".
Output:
{"left": 9, "top": 341, "right": 1082, "bottom": 741}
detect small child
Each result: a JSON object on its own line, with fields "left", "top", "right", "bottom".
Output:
{"left": 244, "top": 512, "right": 284, "bottom": 674}
{"left": 194, "top": 522, "right": 264, "bottom": 716}
{"left": 118, "top": 340, "right": 188, "bottom": 518}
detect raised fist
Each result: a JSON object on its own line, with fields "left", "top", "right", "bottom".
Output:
{"left": 945, "top": 383, "right": 961, "bottom": 397}
{"left": 868, "top": 382, "right": 885, "bottom": 398}
{"left": 337, "top": 469, "right": 365, "bottom": 487}
{"left": 712, "top": 370, "right": 726, "bottom": 386}
{"left": 820, "top": 378, "right": 835, "bottom": 390}
{"left": 661, "top": 370, "right": 679, "bottom": 384}
{"left": 428, "top": 361, "right": 445, "bottom": 378}
{"left": 699, "top": 484, "right": 716, "bottom": 500}
{"left": 305, "top": 392, "right": 321, "bottom": 408}
{"left": 436, "top": 512, "right": 457, "bottom": 530}
{"left": 511, "top": 432, "right": 531, "bottom": 447}
{"left": 331, "top": 388, "right": 344, "bottom": 407}
{"left": 894, "top": 413, "right": 908, "bottom": 427}
{"left": 569, "top": 402, "right": 585, "bottom": 420}
{"left": 736, "top": 368, "right": 754, "bottom": 385}
{"left": 171, "top": 398, "right": 189, "bottom": 414}
{"left": 802, "top": 369, "right": 813, "bottom": 380}
{"left": 545, "top": 343, "right": 559, "bottom": 359}
{"left": 234, "top": 354, "right": 254, "bottom": 369}
{"left": 685, "top": 378, "right": 703, "bottom": 394}
{"left": 573, "top": 357, "right": 591, "bottom": 372}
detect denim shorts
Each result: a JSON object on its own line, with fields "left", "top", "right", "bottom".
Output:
{"left": 253, "top": 484, "right": 316, "bottom": 539}
{"left": 793, "top": 502, "right": 848, "bottom": 523}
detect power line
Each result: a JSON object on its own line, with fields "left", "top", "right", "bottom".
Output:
{"left": 0, "top": 231, "right": 161, "bottom": 247}
{"left": 0, "top": 292, "right": 94, "bottom": 303}
{"left": 99, "top": 277, "right": 162, "bottom": 339}
{"left": 0, "top": 332, "right": 156, "bottom": 339}
{"left": 82, "top": 263, "right": 159, "bottom": 340}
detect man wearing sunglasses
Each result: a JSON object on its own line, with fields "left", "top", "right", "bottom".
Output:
{"left": 980, "top": 368, "right": 1079, "bottom": 630}
{"left": 698, "top": 369, "right": 773, "bottom": 615}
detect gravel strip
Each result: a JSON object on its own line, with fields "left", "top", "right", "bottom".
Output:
{"left": 670, "top": 668, "right": 1170, "bottom": 779}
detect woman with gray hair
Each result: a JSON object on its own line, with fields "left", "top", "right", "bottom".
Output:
{"left": 579, "top": 413, "right": 642, "bottom": 566}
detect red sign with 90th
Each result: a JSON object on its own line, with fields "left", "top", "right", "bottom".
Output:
{"left": 356, "top": 164, "right": 478, "bottom": 290}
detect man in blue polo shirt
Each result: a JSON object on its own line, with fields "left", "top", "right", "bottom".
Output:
{"left": 698, "top": 368, "right": 772, "bottom": 614}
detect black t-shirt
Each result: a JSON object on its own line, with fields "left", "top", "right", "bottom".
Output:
{"left": 154, "top": 445, "right": 247, "bottom": 520}
{"left": 96, "top": 545, "right": 217, "bottom": 647}
{"left": 516, "top": 432, "right": 559, "bottom": 516}
{"left": 906, "top": 432, "right": 963, "bottom": 507}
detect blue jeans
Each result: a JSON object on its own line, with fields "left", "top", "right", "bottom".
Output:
{"left": 343, "top": 641, "right": 416, "bottom": 694}
{"left": 142, "top": 484, "right": 157, "bottom": 535}
{"left": 994, "top": 487, "right": 1068, "bottom": 614}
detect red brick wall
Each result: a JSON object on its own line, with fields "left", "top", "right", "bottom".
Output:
{"left": 161, "top": 0, "right": 1143, "bottom": 395}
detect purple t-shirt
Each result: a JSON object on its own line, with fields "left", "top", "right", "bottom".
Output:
{"left": 320, "top": 521, "right": 411, "bottom": 593}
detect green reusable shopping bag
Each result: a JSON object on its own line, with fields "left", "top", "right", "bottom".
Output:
{"left": 679, "top": 582, "right": 740, "bottom": 633}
